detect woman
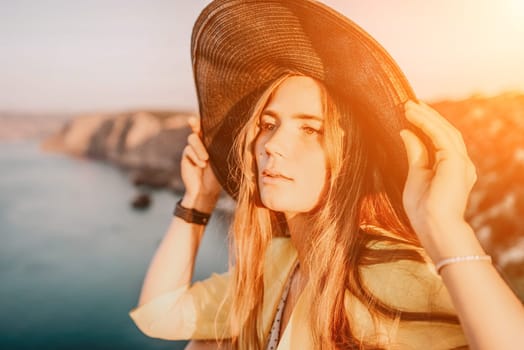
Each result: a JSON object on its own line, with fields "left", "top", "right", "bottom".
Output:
{"left": 129, "top": 1, "right": 524, "bottom": 349}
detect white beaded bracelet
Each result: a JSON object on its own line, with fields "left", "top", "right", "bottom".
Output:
{"left": 435, "top": 255, "right": 492, "bottom": 274}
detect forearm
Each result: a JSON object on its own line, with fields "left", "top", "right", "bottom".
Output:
{"left": 136, "top": 195, "right": 217, "bottom": 306}
{"left": 433, "top": 223, "right": 524, "bottom": 349}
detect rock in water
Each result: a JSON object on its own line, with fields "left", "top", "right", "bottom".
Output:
{"left": 131, "top": 193, "right": 151, "bottom": 210}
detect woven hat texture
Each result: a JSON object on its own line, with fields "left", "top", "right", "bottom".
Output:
{"left": 191, "top": 0, "right": 422, "bottom": 199}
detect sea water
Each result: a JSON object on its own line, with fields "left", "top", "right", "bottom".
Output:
{"left": 0, "top": 140, "right": 229, "bottom": 350}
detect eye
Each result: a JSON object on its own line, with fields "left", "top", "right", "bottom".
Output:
{"left": 258, "top": 121, "right": 276, "bottom": 131}
{"left": 301, "top": 126, "right": 322, "bottom": 135}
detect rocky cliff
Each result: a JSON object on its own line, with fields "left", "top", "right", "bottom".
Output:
{"left": 41, "top": 110, "right": 194, "bottom": 192}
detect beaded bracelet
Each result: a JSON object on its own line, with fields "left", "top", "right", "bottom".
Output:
{"left": 435, "top": 255, "right": 492, "bottom": 275}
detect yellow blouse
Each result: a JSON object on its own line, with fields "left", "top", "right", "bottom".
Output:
{"left": 129, "top": 234, "right": 468, "bottom": 349}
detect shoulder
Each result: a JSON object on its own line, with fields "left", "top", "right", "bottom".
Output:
{"left": 358, "top": 225, "right": 453, "bottom": 314}
{"left": 263, "top": 236, "right": 298, "bottom": 283}
{"left": 264, "top": 236, "right": 298, "bottom": 270}
{"left": 343, "top": 225, "right": 467, "bottom": 348}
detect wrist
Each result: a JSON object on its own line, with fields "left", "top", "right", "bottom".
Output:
{"left": 181, "top": 192, "right": 219, "bottom": 214}
{"left": 174, "top": 199, "right": 211, "bottom": 225}
{"left": 421, "top": 220, "right": 486, "bottom": 263}
{"left": 435, "top": 254, "right": 492, "bottom": 275}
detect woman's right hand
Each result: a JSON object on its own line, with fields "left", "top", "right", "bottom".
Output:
{"left": 180, "top": 117, "right": 222, "bottom": 213}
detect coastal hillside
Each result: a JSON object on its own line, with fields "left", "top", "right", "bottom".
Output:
{"left": 0, "top": 112, "right": 69, "bottom": 141}
{"left": 38, "top": 93, "right": 524, "bottom": 298}
{"left": 41, "top": 110, "right": 194, "bottom": 192}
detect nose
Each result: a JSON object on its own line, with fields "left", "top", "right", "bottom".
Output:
{"left": 263, "top": 126, "right": 287, "bottom": 158}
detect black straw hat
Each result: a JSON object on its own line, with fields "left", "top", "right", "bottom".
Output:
{"left": 191, "top": 0, "right": 420, "bottom": 200}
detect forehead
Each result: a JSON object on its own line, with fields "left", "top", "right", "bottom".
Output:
{"left": 263, "top": 76, "right": 324, "bottom": 118}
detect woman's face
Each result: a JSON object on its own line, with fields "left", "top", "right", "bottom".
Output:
{"left": 255, "top": 76, "right": 327, "bottom": 217}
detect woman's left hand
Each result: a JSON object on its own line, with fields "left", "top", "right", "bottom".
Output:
{"left": 399, "top": 100, "right": 478, "bottom": 260}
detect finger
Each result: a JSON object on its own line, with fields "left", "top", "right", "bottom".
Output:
{"left": 421, "top": 102, "right": 469, "bottom": 153}
{"left": 183, "top": 145, "right": 207, "bottom": 168}
{"left": 399, "top": 129, "right": 433, "bottom": 206}
{"left": 417, "top": 101, "right": 460, "bottom": 132}
{"left": 405, "top": 100, "right": 468, "bottom": 156}
{"left": 404, "top": 101, "right": 458, "bottom": 146}
{"left": 400, "top": 129, "right": 430, "bottom": 169}
{"left": 187, "top": 133, "right": 209, "bottom": 161}
{"left": 404, "top": 100, "right": 467, "bottom": 156}
{"left": 188, "top": 116, "right": 201, "bottom": 135}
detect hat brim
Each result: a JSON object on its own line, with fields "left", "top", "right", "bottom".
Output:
{"left": 191, "top": 0, "right": 426, "bottom": 200}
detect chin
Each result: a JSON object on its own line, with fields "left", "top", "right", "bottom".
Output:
{"left": 260, "top": 195, "right": 289, "bottom": 212}
{"left": 259, "top": 194, "right": 313, "bottom": 214}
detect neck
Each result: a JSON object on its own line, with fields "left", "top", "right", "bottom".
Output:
{"left": 284, "top": 212, "right": 312, "bottom": 279}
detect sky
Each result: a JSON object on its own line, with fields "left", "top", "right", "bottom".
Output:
{"left": 1, "top": 0, "right": 524, "bottom": 114}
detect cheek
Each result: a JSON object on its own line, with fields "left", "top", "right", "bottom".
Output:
{"left": 254, "top": 133, "right": 269, "bottom": 155}
{"left": 254, "top": 138, "right": 264, "bottom": 168}
{"left": 297, "top": 150, "right": 327, "bottom": 190}
{"left": 311, "top": 147, "right": 327, "bottom": 175}
{"left": 312, "top": 162, "right": 328, "bottom": 190}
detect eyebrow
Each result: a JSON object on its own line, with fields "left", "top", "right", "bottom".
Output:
{"left": 262, "top": 109, "right": 324, "bottom": 122}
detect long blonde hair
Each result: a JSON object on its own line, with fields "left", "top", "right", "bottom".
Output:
{"left": 225, "top": 73, "right": 458, "bottom": 349}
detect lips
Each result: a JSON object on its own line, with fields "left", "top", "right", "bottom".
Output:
{"left": 261, "top": 169, "right": 293, "bottom": 181}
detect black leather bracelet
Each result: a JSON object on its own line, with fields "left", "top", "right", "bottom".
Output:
{"left": 173, "top": 199, "right": 211, "bottom": 225}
